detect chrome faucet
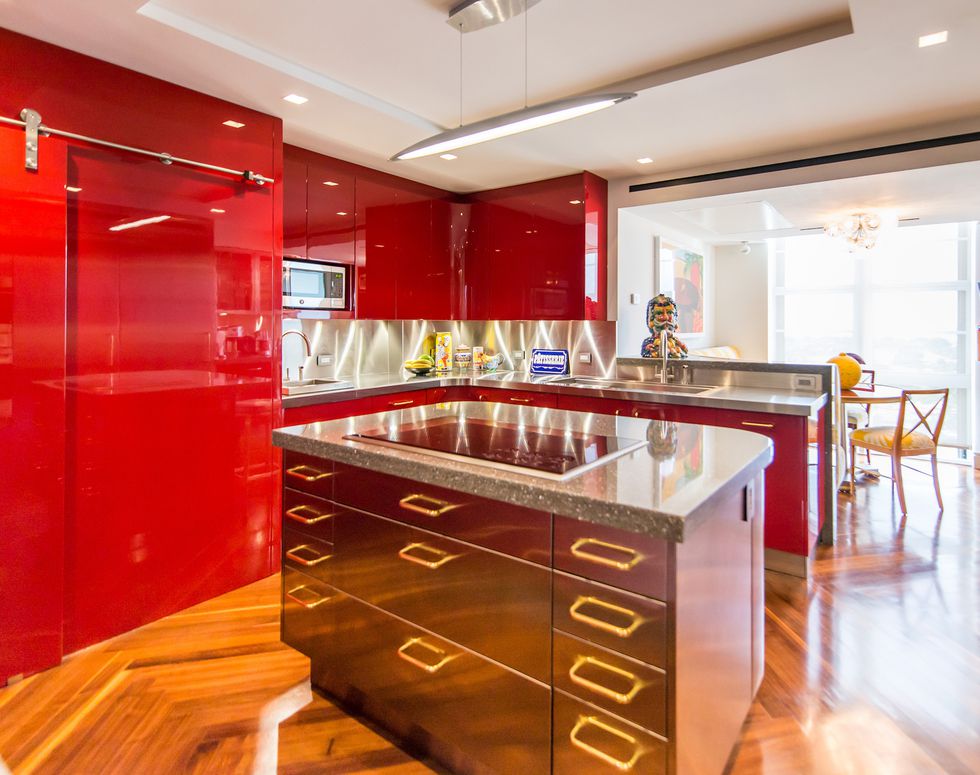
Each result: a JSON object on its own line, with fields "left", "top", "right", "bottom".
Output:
{"left": 660, "top": 329, "right": 669, "bottom": 384}
{"left": 281, "top": 329, "right": 311, "bottom": 382}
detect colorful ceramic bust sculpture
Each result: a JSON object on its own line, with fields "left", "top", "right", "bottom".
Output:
{"left": 641, "top": 294, "right": 689, "bottom": 359}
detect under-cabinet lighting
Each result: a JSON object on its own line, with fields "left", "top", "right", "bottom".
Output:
{"left": 222, "top": 120, "right": 245, "bottom": 128}
{"left": 210, "top": 208, "right": 226, "bottom": 214}
{"left": 108, "top": 215, "right": 171, "bottom": 232}
{"left": 323, "top": 180, "right": 339, "bottom": 186}
{"left": 637, "top": 157, "right": 654, "bottom": 164}
{"left": 65, "top": 185, "right": 82, "bottom": 193}
{"left": 283, "top": 94, "right": 309, "bottom": 105}
{"left": 391, "top": 93, "right": 635, "bottom": 160}
{"left": 918, "top": 31, "right": 948, "bottom": 47}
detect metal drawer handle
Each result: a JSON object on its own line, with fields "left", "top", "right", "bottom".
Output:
{"left": 285, "top": 584, "right": 333, "bottom": 609}
{"left": 741, "top": 421, "right": 774, "bottom": 429}
{"left": 569, "top": 715, "right": 643, "bottom": 771}
{"left": 397, "top": 637, "right": 457, "bottom": 674}
{"left": 285, "top": 465, "right": 333, "bottom": 482}
{"left": 569, "top": 655, "right": 645, "bottom": 705}
{"left": 285, "top": 504, "right": 336, "bottom": 525}
{"left": 389, "top": 399, "right": 415, "bottom": 407}
{"left": 398, "top": 542, "right": 460, "bottom": 569}
{"left": 285, "top": 543, "right": 332, "bottom": 567}
{"left": 569, "top": 595, "right": 643, "bottom": 638}
{"left": 508, "top": 396, "right": 531, "bottom": 403}
{"left": 570, "top": 538, "right": 643, "bottom": 571}
{"left": 398, "top": 493, "right": 457, "bottom": 517}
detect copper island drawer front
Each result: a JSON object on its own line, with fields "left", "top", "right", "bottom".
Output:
{"left": 553, "top": 690, "right": 667, "bottom": 775}
{"left": 331, "top": 462, "right": 551, "bottom": 565}
{"left": 282, "top": 526, "right": 333, "bottom": 584}
{"left": 553, "top": 631, "right": 667, "bottom": 737}
{"left": 553, "top": 571, "right": 668, "bottom": 668}
{"left": 281, "top": 567, "right": 338, "bottom": 659}
{"left": 282, "top": 450, "right": 334, "bottom": 501}
{"left": 311, "top": 591, "right": 552, "bottom": 775}
{"left": 283, "top": 487, "right": 343, "bottom": 544}
{"left": 333, "top": 506, "right": 551, "bottom": 684}
{"left": 554, "top": 516, "right": 669, "bottom": 600}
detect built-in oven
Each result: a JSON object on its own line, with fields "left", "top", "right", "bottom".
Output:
{"left": 282, "top": 258, "right": 349, "bottom": 310}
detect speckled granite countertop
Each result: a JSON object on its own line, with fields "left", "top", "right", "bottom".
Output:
{"left": 273, "top": 402, "right": 773, "bottom": 542}
{"left": 282, "top": 370, "right": 825, "bottom": 416}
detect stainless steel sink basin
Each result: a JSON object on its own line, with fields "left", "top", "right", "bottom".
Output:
{"left": 551, "top": 376, "right": 716, "bottom": 395}
{"left": 283, "top": 378, "right": 354, "bottom": 396}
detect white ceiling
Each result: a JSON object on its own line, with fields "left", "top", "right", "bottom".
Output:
{"left": 625, "top": 158, "right": 980, "bottom": 243}
{"left": 0, "top": 0, "right": 979, "bottom": 192}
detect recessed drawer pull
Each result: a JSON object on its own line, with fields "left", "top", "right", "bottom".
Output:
{"left": 285, "top": 465, "right": 333, "bottom": 482}
{"left": 285, "top": 584, "right": 333, "bottom": 609}
{"left": 398, "top": 542, "right": 460, "bottom": 569}
{"left": 285, "top": 544, "right": 332, "bottom": 567}
{"left": 569, "top": 715, "right": 643, "bottom": 771}
{"left": 569, "top": 595, "right": 643, "bottom": 638}
{"left": 398, "top": 493, "right": 457, "bottom": 517}
{"left": 569, "top": 655, "right": 645, "bottom": 705}
{"left": 508, "top": 396, "right": 531, "bottom": 403}
{"left": 389, "top": 399, "right": 415, "bottom": 407}
{"left": 741, "top": 421, "right": 774, "bottom": 429}
{"left": 285, "top": 504, "right": 336, "bottom": 525}
{"left": 397, "top": 637, "right": 457, "bottom": 674}
{"left": 570, "top": 538, "right": 643, "bottom": 571}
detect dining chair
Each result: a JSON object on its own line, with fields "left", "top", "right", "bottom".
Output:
{"left": 849, "top": 388, "right": 948, "bottom": 515}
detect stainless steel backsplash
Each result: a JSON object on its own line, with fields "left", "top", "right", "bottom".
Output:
{"left": 280, "top": 319, "right": 618, "bottom": 380}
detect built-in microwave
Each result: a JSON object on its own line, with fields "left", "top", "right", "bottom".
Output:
{"left": 282, "top": 258, "right": 348, "bottom": 310}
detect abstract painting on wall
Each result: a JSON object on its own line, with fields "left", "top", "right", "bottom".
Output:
{"left": 658, "top": 239, "right": 704, "bottom": 335}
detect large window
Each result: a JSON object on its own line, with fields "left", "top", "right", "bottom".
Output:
{"left": 770, "top": 223, "right": 975, "bottom": 447}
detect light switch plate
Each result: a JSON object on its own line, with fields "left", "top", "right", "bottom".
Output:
{"left": 578, "top": 352, "right": 592, "bottom": 364}
{"left": 317, "top": 354, "right": 334, "bottom": 366}
{"left": 630, "top": 293, "right": 640, "bottom": 304}
{"left": 512, "top": 350, "right": 525, "bottom": 361}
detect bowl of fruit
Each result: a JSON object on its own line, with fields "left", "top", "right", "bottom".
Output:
{"left": 403, "top": 354, "right": 435, "bottom": 376}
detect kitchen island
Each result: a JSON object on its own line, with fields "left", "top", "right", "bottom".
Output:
{"left": 273, "top": 403, "right": 772, "bottom": 774}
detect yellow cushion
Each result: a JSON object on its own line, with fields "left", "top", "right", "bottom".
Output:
{"left": 851, "top": 426, "right": 935, "bottom": 450}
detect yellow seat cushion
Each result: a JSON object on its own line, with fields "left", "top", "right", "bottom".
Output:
{"left": 851, "top": 426, "right": 935, "bottom": 450}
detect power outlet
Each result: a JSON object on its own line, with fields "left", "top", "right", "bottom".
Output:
{"left": 317, "top": 354, "right": 334, "bottom": 366}
{"left": 578, "top": 352, "right": 593, "bottom": 364}
{"left": 512, "top": 350, "right": 525, "bottom": 361}
{"left": 792, "top": 374, "right": 817, "bottom": 390}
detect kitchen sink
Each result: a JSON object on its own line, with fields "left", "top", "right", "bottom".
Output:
{"left": 551, "top": 376, "right": 716, "bottom": 395}
{"left": 282, "top": 378, "right": 354, "bottom": 396}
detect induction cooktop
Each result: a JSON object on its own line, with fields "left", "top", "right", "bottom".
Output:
{"left": 345, "top": 416, "right": 646, "bottom": 480}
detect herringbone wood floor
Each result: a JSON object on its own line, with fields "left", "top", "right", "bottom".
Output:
{"left": 1, "top": 454, "right": 977, "bottom": 774}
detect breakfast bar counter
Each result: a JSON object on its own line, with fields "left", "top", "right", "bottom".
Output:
{"left": 273, "top": 404, "right": 771, "bottom": 774}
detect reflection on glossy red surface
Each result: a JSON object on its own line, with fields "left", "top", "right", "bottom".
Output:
{"left": 64, "top": 146, "right": 280, "bottom": 651}
{"left": 0, "top": 128, "right": 67, "bottom": 683}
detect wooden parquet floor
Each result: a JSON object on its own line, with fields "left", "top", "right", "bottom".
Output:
{"left": 1, "top": 454, "right": 977, "bottom": 774}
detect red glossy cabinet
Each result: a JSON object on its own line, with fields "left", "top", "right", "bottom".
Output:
{"left": 307, "top": 158, "right": 355, "bottom": 265}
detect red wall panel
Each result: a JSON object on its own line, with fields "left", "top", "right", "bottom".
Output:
{"left": 0, "top": 128, "right": 67, "bottom": 683}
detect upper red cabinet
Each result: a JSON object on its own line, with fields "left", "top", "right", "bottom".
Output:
{"left": 283, "top": 145, "right": 606, "bottom": 321}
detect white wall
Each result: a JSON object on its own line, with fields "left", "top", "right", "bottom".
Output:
{"left": 616, "top": 211, "right": 713, "bottom": 357}
{"left": 712, "top": 243, "right": 769, "bottom": 360}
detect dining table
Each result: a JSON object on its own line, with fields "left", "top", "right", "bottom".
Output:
{"left": 838, "top": 384, "right": 905, "bottom": 494}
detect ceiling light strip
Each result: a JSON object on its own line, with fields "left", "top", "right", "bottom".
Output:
{"left": 0, "top": 109, "right": 272, "bottom": 184}
{"left": 392, "top": 92, "right": 635, "bottom": 160}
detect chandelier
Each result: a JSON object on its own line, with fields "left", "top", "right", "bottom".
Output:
{"left": 823, "top": 213, "right": 882, "bottom": 250}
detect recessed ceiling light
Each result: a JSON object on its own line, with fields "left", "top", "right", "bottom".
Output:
{"left": 336, "top": 211, "right": 348, "bottom": 216}
{"left": 283, "top": 94, "right": 308, "bottom": 105}
{"left": 440, "top": 153, "right": 458, "bottom": 160}
{"left": 569, "top": 199, "right": 583, "bottom": 205}
{"left": 210, "top": 208, "right": 226, "bottom": 214}
{"left": 323, "top": 180, "right": 339, "bottom": 186}
{"left": 222, "top": 120, "right": 245, "bottom": 128}
{"left": 65, "top": 185, "right": 82, "bottom": 193}
{"left": 637, "top": 157, "right": 654, "bottom": 164}
{"left": 919, "top": 30, "right": 948, "bottom": 47}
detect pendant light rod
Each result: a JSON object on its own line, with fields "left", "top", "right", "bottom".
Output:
{"left": 391, "top": 92, "right": 636, "bottom": 161}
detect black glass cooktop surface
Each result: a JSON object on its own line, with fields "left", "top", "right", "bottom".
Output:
{"left": 346, "top": 416, "right": 646, "bottom": 480}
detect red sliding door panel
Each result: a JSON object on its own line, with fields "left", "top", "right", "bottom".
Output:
{"left": 64, "top": 146, "right": 278, "bottom": 652}
{"left": 0, "top": 128, "right": 67, "bottom": 683}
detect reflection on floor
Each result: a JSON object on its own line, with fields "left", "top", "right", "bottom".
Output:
{"left": 0, "top": 454, "right": 977, "bottom": 774}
